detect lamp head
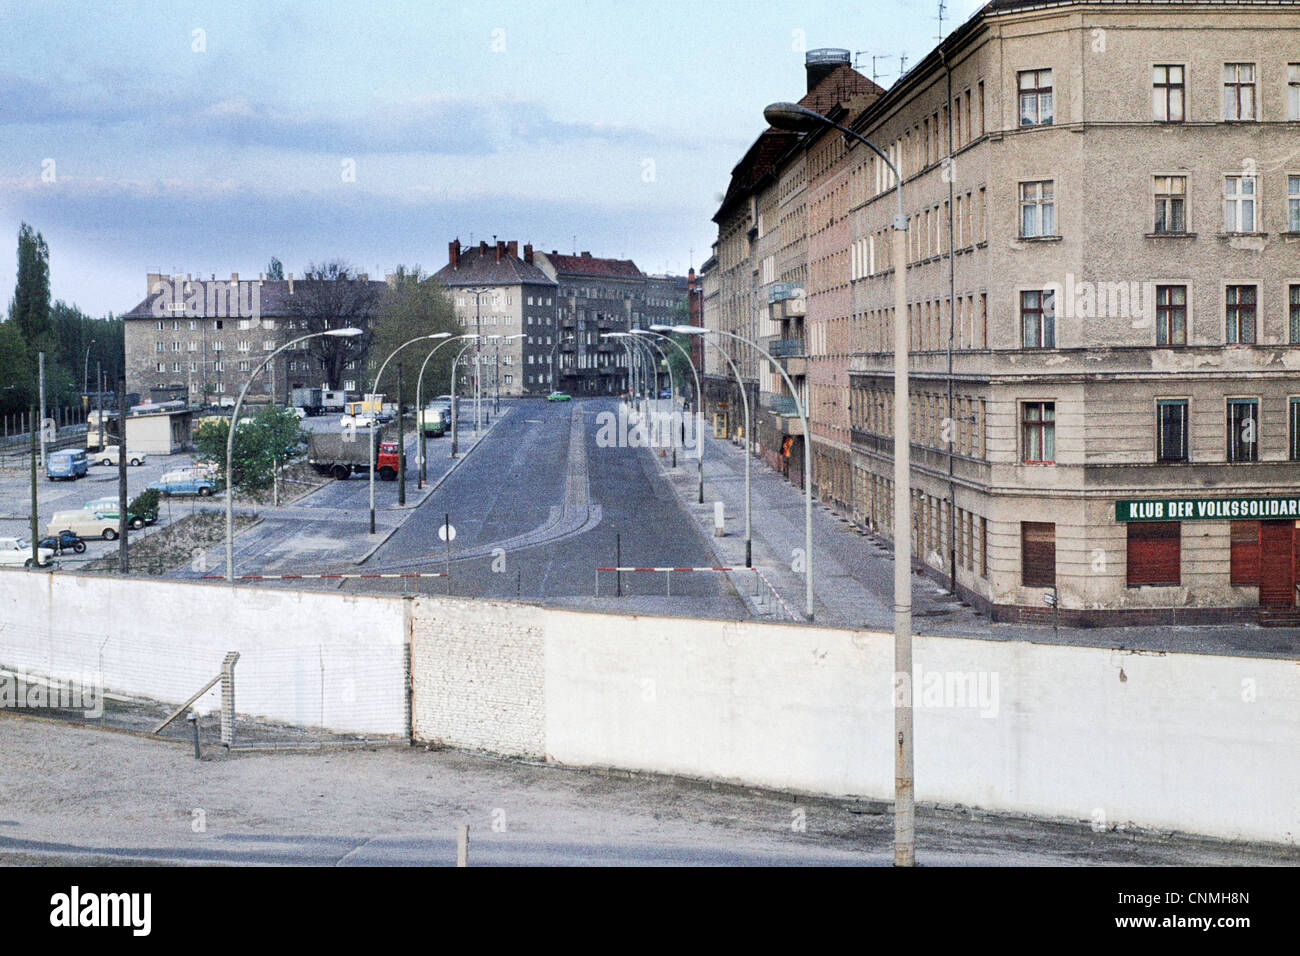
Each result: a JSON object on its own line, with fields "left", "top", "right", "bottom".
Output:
{"left": 763, "top": 101, "right": 828, "bottom": 132}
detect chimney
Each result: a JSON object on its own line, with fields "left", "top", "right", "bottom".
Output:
{"left": 523, "top": 243, "right": 534, "bottom": 265}
{"left": 448, "top": 239, "right": 461, "bottom": 269}
{"left": 479, "top": 240, "right": 488, "bottom": 254}
{"left": 805, "top": 48, "right": 851, "bottom": 92}
{"left": 288, "top": 272, "right": 295, "bottom": 295}
{"left": 506, "top": 240, "right": 518, "bottom": 259}
{"left": 147, "top": 272, "right": 165, "bottom": 296}
{"left": 496, "top": 241, "right": 504, "bottom": 262}
{"left": 580, "top": 251, "right": 591, "bottom": 258}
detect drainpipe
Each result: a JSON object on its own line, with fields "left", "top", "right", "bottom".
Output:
{"left": 943, "top": 45, "right": 958, "bottom": 598}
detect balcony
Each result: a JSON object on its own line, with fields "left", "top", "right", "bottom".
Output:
{"left": 767, "top": 338, "right": 805, "bottom": 358}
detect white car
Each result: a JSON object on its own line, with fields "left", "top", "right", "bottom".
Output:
{"left": 0, "top": 536, "right": 54, "bottom": 568}
{"left": 91, "top": 446, "right": 148, "bottom": 467}
{"left": 339, "top": 414, "right": 376, "bottom": 429}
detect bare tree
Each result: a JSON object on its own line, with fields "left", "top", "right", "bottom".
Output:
{"left": 283, "top": 261, "right": 381, "bottom": 389}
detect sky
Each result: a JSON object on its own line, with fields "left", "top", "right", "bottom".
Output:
{"left": 0, "top": 0, "right": 987, "bottom": 317}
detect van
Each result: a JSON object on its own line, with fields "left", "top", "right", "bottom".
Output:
{"left": 46, "top": 450, "right": 88, "bottom": 481}
{"left": 90, "top": 445, "right": 148, "bottom": 467}
{"left": 47, "top": 510, "right": 122, "bottom": 541}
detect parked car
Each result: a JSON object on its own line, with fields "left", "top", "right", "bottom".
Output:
{"left": 91, "top": 446, "right": 148, "bottom": 467}
{"left": 37, "top": 530, "right": 86, "bottom": 555}
{"left": 340, "top": 413, "right": 376, "bottom": 429}
{"left": 84, "top": 497, "right": 152, "bottom": 528}
{"left": 47, "top": 511, "right": 123, "bottom": 541}
{"left": 658, "top": 388, "right": 672, "bottom": 399}
{"left": 148, "top": 474, "right": 216, "bottom": 497}
{"left": 547, "top": 391, "right": 572, "bottom": 402}
{"left": 0, "top": 537, "right": 54, "bottom": 568}
{"left": 46, "top": 449, "right": 89, "bottom": 481}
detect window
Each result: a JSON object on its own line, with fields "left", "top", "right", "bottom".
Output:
{"left": 1230, "top": 521, "right": 1260, "bottom": 585}
{"left": 1289, "top": 175, "right": 1300, "bottom": 232}
{"left": 1226, "top": 285, "right": 1257, "bottom": 343}
{"left": 1223, "top": 63, "right": 1256, "bottom": 120}
{"left": 1018, "top": 69, "right": 1053, "bottom": 126}
{"left": 1021, "top": 401, "right": 1056, "bottom": 463}
{"left": 1127, "top": 522, "right": 1180, "bottom": 586}
{"left": 1290, "top": 64, "right": 1300, "bottom": 120}
{"left": 1155, "top": 285, "right": 1188, "bottom": 345}
{"left": 238, "top": 360, "right": 250, "bottom": 372}
{"left": 1227, "top": 398, "right": 1258, "bottom": 461}
{"left": 1154, "top": 176, "right": 1187, "bottom": 233}
{"left": 1021, "top": 522, "right": 1056, "bottom": 587}
{"left": 1019, "top": 180, "right": 1055, "bottom": 237}
{"left": 1157, "top": 399, "right": 1189, "bottom": 462}
{"left": 155, "top": 362, "right": 164, "bottom": 372}
{"left": 1020, "top": 290, "right": 1056, "bottom": 348}
{"left": 1152, "top": 65, "right": 1185, "bottom": 122}
{"left": 1291, "top": 285, "right": 1300, "bottom": 343}
{"left": 155, "top": 342, "right": 164, "bottom": 353}
{"left": 1291, "top": 398, "right": 1300, "bottom": 461}
{"left": 1223, "top": 175, "right": 1256, "bottom": 232}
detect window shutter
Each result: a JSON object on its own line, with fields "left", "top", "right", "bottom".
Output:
{"left": 1021, "top": 522, "right": 1056, "bottom": 587}
{"left": 1230, "top": 521, "right": 1260, "bottom": 586}
{"left": 1126, "top": 522, "right": 1180, "bottom": 586}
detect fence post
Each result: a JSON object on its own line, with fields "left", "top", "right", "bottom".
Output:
{"left": 220, "top": 651, "right": 240, "bottom": 747}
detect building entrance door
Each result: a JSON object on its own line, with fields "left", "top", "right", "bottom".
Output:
{"left": 1258, "top": 520, "right": 1294, "bottom": 608}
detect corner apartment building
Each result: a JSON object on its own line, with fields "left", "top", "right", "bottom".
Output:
{"left": 122, "top": 272, "right": 388, "bottom": 405}
{"left": 837, "top": 0, "right": 1300, "bottom": 625}
{"left": 434, "top": 240, "right": 558, "bottom": 397}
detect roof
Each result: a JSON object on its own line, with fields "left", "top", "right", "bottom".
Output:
{"left": 120, "top": 278, "right": 389, "bottom": 319}
{"left": 434, "top": 245, "right": 555, "bottom": 287}
{"left": 539, "top": 252, "right": 644, "bottom": 280}
{"left": 712, "top": 63, "right": 884, "bottom": 224}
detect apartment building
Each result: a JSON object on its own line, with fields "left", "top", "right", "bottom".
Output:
{"left": 434, "top": 240, "right": 558, "bottom": 397}
{"left": 706, "top": 50, "right": 883, "bottom": 482}
{"left": 836, "top": 0, "right": 1300, "bottom": 624}
{"left": 122, "top": 272, "right": 387, "bottom": 405}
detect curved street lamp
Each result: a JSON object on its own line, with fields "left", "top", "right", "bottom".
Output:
{"left": 449, "top": 338, "right": 481, "bottom": 458}
{"left": 645, "top": 326, "right": 706, "bottom": 503}
{"left": 369, "top": 333, "right": 452, "bottom": 534}
{"left": 765, "top": 99, "right": 913, "bottom": 866}
{"left": 225, "top": 327, "right": 363, "bottom": 581}
{"left": 415, "top": 333, "right": 478, "bottom": 488}
{"left": 627, "top": 331, "right": 678, "bottom": 467}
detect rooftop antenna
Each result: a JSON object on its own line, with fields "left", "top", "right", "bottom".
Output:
{"left": 855, "top": 52, "right": 893, "bottom": 87}
{"left": 937, "top": 0, "right": 948, "bottom": 40}
{"left": 572, "top": 235, "right": 577, "bottom": 254}
{"left": 899, "top": 53, "right": 909, "bottom": 77}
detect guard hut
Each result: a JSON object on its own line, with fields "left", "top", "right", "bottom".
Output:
{"left": 123, "top": 401, "right": 194, "bottom": 455}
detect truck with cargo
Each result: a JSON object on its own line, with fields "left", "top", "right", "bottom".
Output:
{"left": 320, "top": 390, "right": 349, "bottom": 413}
{"left": 290, "top": 387, "right": 324, "bottom": 416}
{"left": 307, "top": 432, "right": 402, "bottom": 481}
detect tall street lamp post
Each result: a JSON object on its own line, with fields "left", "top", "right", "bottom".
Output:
{"left": 764, "top": 99, "right": 913, "bottom": 866}
{"left": 369, "top": 333, "right": 449, "bottom": 535}
{"left": 416, "top": 333, "right": 475, "bottom": 488}
{"left": 628, "top": 330, "right": 677, "bottom": 467}
{"left": 226, "top": 328, "right": 362, "bottom": 581}
{"left": 449, "top": 338, "right": 480, "bottom": 459}
{"left": 646, "top": 326, "right": 706, "bottom": 503}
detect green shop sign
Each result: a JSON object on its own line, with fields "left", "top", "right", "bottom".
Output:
{"left": 1116, "top": 496, "right": 1300, "bottom": 522}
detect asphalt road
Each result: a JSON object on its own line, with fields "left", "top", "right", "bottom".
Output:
{"left": 367, "top": 398, "right": 745, "bottom": 616}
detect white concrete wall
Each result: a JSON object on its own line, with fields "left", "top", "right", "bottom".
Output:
{"left": 0, "top": 570, "right": 407, "bottom": 735}
{"left": 410, "top": 601, "right": 1300, "bottom": 845}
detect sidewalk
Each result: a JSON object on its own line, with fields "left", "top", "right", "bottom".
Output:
{"left": 656, "top": 428, "right": 1300, "bottom": 660}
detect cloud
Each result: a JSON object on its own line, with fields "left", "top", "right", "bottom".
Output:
{"left": 0, "top": 71, "right": 675, "bottom": 155}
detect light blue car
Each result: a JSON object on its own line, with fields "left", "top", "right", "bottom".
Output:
{"left": 148, "top": 474, "right": 216, "bottom": 497}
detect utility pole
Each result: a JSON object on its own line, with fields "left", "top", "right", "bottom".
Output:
{"left": 29, "top": 405, "right": 38, "bottom": 567}
{"left": 397, "top": 362, "right": 406, "bottom": 506}
{"left": 96, "top": 362, "right": 104, "bottom": 451}
{"left": 118, "top": 375, "right": 129, "bottom": 574}
{"left": 37, "top": 351, "right": 46, "bottom": 469}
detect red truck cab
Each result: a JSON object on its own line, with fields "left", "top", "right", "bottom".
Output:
{"left": 377, "top": 441, "right": 401, "bottom": 481}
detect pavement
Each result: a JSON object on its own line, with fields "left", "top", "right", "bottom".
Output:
{"left": 655, "top": 424, "right": 1300, "bottom": 660}
{"left": 2, "top": 714, "right": 1293, "bottom": 866}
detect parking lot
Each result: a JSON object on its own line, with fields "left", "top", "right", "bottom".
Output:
{"left": 0, "top": 435, "right": 220, "bottom": 569}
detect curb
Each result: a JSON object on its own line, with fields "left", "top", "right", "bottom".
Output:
{"left": 354, "top": 409, "right": 509, "bottom": 565}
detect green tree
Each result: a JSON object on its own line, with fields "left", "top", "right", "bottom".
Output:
{"left": 8, "top": 223, "right": 51, "bottom": 348}
{"left": 194, "top": 406, "right": 304, "bottom": 495}
{"left": 367, "top": 266, "right": 461, "bottom": 402}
